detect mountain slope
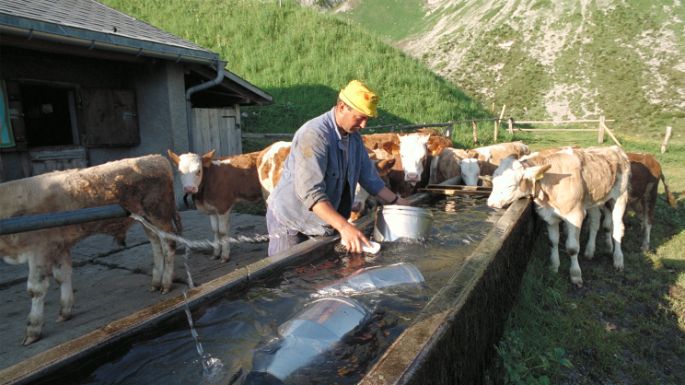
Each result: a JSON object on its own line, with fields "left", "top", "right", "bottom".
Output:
{"left": 339, "top": 0, "right": 685, "bottom": 133}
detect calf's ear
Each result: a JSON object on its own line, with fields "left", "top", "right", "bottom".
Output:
{"left": 167, "top": 149, "right": 180, "bottom": 165}
{"left": 201, "top": 149, "right": 216, "bottom": 167}
{"left": 523, "top": 164, "right": 552, "bottom": 182}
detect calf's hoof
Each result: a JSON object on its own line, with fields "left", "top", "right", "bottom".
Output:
{"left": 571, "top": 276, "right": 583, "bottom": 288}
{"left": 22, "top": 334, "right": 40, "bottom": 346}
{"left": 56, "top": 313, "right": 72, "bottom": 323}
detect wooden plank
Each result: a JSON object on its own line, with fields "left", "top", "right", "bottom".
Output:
{"left": 515, "top": 119, "right": 615, "bottom": 124}
{"left": 420, "top": 184, "right": 492, "bottom": 197}
{"left": 516, "top": 128, "right": 597, "bottom": 132}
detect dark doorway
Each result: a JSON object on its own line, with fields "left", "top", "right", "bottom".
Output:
{"left": 20, "top": 84, "right": 76, "bottom": 148}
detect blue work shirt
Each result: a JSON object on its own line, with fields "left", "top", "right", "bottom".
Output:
{"left": 267, "top": 108, "right": 386, "bottom": 236}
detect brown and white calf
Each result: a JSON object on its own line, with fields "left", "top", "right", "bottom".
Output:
{"left": 487, "top": 146, "right": 630, "bottom": 286}
{"left": 0, "top": 155, "right": 180, "bottom": 345}
{"left": 167, "top": 149, "right": 263, "bottom": 262}
{"left": 624, "top": 152, "right": 677, "bottom": 250}
{"left": 468, "top": 141, "right": 530, "bottom": 177}
{"left": 257, "top": 141, "right": 291, "bottom": 200}
{"left": 428, "top": 147, "right": 480, "bottom": 186}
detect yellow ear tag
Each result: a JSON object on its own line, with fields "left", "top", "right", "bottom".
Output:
{"left": 535, "top": 172, "right": 545, "bottom": 181}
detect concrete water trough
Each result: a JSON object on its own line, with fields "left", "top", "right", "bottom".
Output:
{"left": 0, "top": 186, "right": 536, "bottom": 385}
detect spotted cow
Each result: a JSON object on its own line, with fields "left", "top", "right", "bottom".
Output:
{"left": 1, "top": 155, "right": 181, "bottom": 345}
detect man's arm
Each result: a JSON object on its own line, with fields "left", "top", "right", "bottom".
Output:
{"left": 376, "top": 186, "right": 411, "bottom": 206}
{"left": 311, "top": 199, "right": 371, "bottom": 253}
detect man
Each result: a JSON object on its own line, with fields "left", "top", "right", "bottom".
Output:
{"left": 266, "top": 80, "right": 410, "bottom": 256}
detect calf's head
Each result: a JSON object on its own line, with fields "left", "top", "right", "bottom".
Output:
{"left": 487, "top": 161, "right": 551, "bottom": 209}
{"left": 399, "top": 133, "right": 430, "bottom": 185}
{"left": 167, "top": 149, "right": 215, "bottom": 194}
{"left": 460, "top": 158, "right": 480, "bottom": 186}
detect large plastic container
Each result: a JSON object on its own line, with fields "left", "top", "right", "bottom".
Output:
{"left": 315, "top": 262, "right": 425, "bottom": 297}
{"left": 373, "top": 205, "right": 433, "bottom": 242}
{"left": 247, "top": 297, "right": 369, "bottom": 384}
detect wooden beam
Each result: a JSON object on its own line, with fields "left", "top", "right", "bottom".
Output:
{"left": 661, "top": 126, "right": 672, "bottom": 153}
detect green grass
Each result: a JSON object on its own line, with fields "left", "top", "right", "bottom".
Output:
{"left": 103, "top": 0, "right": 491, "bottom": 135}
{"left": 338, "top": 0, "right": 428, "bottom": 41}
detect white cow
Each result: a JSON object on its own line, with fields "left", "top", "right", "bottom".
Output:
{"left": 487, "top": 146, "right": 631, "bottom": 286}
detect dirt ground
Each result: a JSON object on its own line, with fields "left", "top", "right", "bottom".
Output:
{"left": 0, "top": 209, "right": 268, "bottom": 372}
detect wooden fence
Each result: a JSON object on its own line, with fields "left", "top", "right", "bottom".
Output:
{"left": 241, "top": 111, "right": 620, "bottom": 146}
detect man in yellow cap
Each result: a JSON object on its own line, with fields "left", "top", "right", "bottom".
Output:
{"left": 266, "top": 80, "right": 410, "bottom": 256}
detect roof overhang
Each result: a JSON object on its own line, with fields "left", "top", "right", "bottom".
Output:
{"left": 187, "top": 65, "right": 273, "bottom": 107}
{"left": 0, "top": 13, "right": 219, "bottom": 65}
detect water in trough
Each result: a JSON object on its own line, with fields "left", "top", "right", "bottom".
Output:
{"left": 63, "top": 196, "right": 501, "bottom": 385}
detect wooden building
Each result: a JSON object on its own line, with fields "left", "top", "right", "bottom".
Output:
{"left": 0, "top": 0, "right": 272, "bottom": 182}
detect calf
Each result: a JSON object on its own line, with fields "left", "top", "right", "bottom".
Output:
{"left": 429, "top": 147, "right": 480, "bottom": 186}
{"left": 487, "top": 146, "right": 630, "bottom": 286}
{"left": 257, "top": 141, "right": 291, "bottom": 200}
{"left": 625, "top": 152, "right": 676, "bottom": 250}
{"left": 0, "top": 155, "right": 180, "bottom": 345}
{"left": 167, "top": 149, "right": 263, "bottom": 262}
{"left": 468, "top": 141, "right": 530, "bottom": 176}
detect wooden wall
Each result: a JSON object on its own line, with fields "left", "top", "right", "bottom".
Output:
{"left": 191, "top": 107, "right": 242, "bottom": 156}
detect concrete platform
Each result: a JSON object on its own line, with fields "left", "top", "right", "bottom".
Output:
{"left": 0, "top": 209, "right": 268, "bottom": 375}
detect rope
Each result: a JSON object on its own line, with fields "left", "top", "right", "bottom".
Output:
{"left": 129, "top": 213, "right": 270, "bottom": 255}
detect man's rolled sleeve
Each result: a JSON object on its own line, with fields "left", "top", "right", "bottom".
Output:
{"left": 293, "top": 128, "right": 329, "bottom": 210}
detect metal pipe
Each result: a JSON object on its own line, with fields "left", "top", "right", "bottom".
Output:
{"left": 0, "top": 204, "right": 129, "bottom": 236}
{"left": 185, "top": 59, "right": 226, "bottom": 151}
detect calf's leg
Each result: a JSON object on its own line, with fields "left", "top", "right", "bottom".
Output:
{"left": 583, "top": 207, "right": 601, "bottom": 259}
{"left": 217, "top": 211, "right": 231, "bottom": 262}
{"left": 52, "top": 251, "right": 74, "bottom": 322}
{"left": 546, "top": 219, "right": 561, "bottom": 273}
{"left": 611, "top": 192, "right": 628, "bottom": 270}
{"left": 564, "top": 211, "right": 585, "bottom": 287}
{"left": 143, "top": 226, "right": 168, "bottom": 292}
{"left": 24, "top": 254, "right": 52, "bottom": 345}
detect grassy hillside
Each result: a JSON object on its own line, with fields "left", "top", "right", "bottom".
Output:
{"left": 103, "top": 0, "right": 490, "bottom": 145}
{"left": 339, "top": 0, "right": 685, "bottom": 138}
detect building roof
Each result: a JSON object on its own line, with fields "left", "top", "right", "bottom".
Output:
{"left": 0, "top": 0, "right": 272, "bottom": 106}
{"left": 0, "top": 0, "right": 218, "bottom": 64}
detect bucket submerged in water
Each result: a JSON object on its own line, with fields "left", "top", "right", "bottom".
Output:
{"left": 373, "top": 205, "right": 433, "bottom": 242}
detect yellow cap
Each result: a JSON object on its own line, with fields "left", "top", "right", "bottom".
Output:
{"left": 338, "top": 80, "right": 379, "bottom": 118}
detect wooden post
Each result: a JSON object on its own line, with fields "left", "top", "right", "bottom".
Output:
{"left": 603, "top": 123, "right": 622, "bottom": 146}
{"left": 661, "top": 126, "right": 673, "bottom": 154}
{"left": 597, "top": 115, "right": 605, "bottom": 143}
{"left": 472, "top": 120, "right": 478, "bottom": 144}
{"left": 507, "top": 117, "right": 514, "bottom": 134}
{"left": 495, "top": 105, "right": 506, "bottom": 143}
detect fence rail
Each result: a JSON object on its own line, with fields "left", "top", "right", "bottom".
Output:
{"left": 241, "top": 113, "right": 620, "bottom": 146}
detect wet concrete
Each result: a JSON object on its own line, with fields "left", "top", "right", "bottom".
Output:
{"left": 0, "top": 209, "right": 268, "bottom": 375}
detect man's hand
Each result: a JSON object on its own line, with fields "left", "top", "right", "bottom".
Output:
{"left": 339, "top": 222, "right": 371, "bottom": 254}
{"left": 311, "top": 199, "right": 370, "bottom": 253}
